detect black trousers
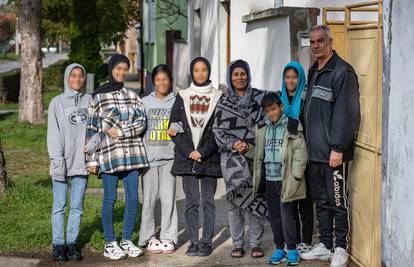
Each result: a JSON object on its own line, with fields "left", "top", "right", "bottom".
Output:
{"left": 182, "top": 175, "right": 217, "bottom": 244}
{"left": 295, "top": 169, "right": 314, "bottom": 245}
{"left": 266, "top": 180, "right": 298, "bottom": 250}
{"left": 308, "top": 162, "right": 350, "bottom": 250}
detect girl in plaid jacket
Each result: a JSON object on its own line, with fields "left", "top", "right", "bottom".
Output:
{"left": 85, "top": 54, "right": 148, "bottom": 260}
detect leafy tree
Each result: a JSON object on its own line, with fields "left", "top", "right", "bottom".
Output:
{"left": 42, "top": 0, "right": 71, "bottom": 46}
{"left": 69, "top": 0, "right": 140, "bottom": 74}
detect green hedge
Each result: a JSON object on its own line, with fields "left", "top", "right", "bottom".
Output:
{"left": 0, "top": 69, "right": 20, "bottom": 104}
{"left": 42, "top": 60, "right": 68, "bottom": 92}
{"left": 0, "top": 60, "right": 69, "bottom": 105}
{"left": 0, "top": 59, "right": 109, "bottom": 105}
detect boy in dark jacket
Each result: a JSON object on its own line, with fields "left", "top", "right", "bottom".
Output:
{"left": 245, "top": 92, "right": 308, "bottom": 265}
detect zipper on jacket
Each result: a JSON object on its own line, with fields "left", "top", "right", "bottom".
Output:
{"left": 191, "top": 161, "right": 197, "bottom": 175}
{"left": 305, "top": 71, "right": 319, "bottom": 145}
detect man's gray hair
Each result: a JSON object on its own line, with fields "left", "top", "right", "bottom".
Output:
{"left": 310, "top": 25, "right": 332, "bottom": 40}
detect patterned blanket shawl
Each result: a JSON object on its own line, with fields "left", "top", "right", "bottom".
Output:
{"left": 213, "top": 86, "right": 268, "bottom": 222}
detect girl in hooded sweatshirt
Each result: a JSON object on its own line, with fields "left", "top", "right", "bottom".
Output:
{"left": 280, "top": 61, "right": 314, "bottom": 255}
{"left": 138, "top": 64, "right": 178, "bottom": 253}
{"left": 47, "top": 63, "right": 90, "bottom": 262}
{"left": 85, "top": 54, "right": 148, "bottom": 260}
{"left": 168, "top": 57, "right": 222, "bottom": 257}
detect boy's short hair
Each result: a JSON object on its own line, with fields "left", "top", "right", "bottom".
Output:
{"left": 261, "top": 92, "right": 282, "bottom": 109}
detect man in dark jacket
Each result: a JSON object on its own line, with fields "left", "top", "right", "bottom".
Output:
{"left": 300, "top": 25, "right": 360, "bottom": 267}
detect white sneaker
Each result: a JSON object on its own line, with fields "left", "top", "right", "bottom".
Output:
{"left": 104, "top": 241, "right": 127, "bottom": 260}
{"left": 297, "top": 242, "right": 313, "bottom": 254}
{"left": 120, "top": 239, "right": 144, "bottom": 258}
{"left": 330, "top": 247, "right": 350, "bottom": 267}
{"left": 300, "top": 243, "right": 332, "bottom": 261}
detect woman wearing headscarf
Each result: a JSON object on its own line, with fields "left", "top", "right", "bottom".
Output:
{"left": 47, "top": 63, "right": 90, "bottom": 262}
{"left": 280, "top": 61, "right": 314, "bottom": 255}
{"left": 85, "top": 54, "right": 148, "bottom": 260}
{"left": 213, "top": 59, "right": 267, "bottom": 258}
{"left": 168, "top": 57, "right": 223, "bottom": 257}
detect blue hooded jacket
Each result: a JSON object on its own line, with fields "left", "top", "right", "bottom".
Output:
{"left": 280, "top": 61, "right": 306, "bottom": 120}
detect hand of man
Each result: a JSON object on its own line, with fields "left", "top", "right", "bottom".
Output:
{"left": 87, "top": 166, "right": 98, "bottom": 175}
{"left": 189, "top": 151, "right": 202, "bottom": 162}
{"left": 329, "top": 150, "right": 343, "bottom": 168}
{"left": 107, "top": 128, "right": 119, "bottom": 139}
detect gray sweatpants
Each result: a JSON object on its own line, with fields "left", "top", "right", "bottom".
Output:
{"left": 138, "top": 161, "right": 178, "bottom": 245}
{"left": 228, "top": 207, "right": 265, "bottom": 247}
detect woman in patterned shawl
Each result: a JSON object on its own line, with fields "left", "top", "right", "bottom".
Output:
{"left": 213, "top": 59, "right": 267, "bottom": 258}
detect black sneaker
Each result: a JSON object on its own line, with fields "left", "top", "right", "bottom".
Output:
{"left": 185, "top": 243, "right": 198, "bottom": 257}
{"left": 52, "top": 245, "right": 67, "bottom": 262}
{"left": 197, "top": 243, "right": 212, "bottom": 257}
{"left": 67, "top": 244, "right": 82, "bottom": 261}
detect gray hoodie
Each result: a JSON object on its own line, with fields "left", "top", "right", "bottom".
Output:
{"left": 142, "top": 91, "right": 175, "bottom": 166}
{"left": 47, "top": 63, "right": 92, "bottom": 181}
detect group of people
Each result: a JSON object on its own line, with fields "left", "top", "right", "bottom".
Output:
{"left": 47, "top": 25, "right": 360, "bottom": 267}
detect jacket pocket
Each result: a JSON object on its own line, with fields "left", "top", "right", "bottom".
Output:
{"left": 311, "top": 85, "right": 334, "bottom": 102}
{"left": 282, "top": 173, "right": 306, "bottom": 202}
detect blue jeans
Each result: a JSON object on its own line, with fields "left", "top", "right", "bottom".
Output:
{"left": 52, "top": 176, "right": 88, "bottom": 245}
{"left": 101, "top": 170, "right": 139, "bottom": 242}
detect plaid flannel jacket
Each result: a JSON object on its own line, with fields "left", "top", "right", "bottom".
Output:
{"left": 85, "top": 87, "right": 149, "bottom": 173}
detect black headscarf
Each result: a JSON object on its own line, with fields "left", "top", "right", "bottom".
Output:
{"left": 93, "top": 54, "right": 130, "bottom": 95}
{"left": 190, "top": 56, "right": 211, "bottom": 87}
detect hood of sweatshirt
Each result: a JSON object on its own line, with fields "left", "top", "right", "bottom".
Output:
{"left": 280, "top": 61, "right": 306, "bottom": 120}
{"left": 147, "top": 91, "right": 176, "bottom": 102}
{"left": 63, "top": 63, "right": 87, "bottom": 105}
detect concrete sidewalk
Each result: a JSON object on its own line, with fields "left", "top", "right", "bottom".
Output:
{"left": 22, "top": 178, "right": 355, "bottom": 267}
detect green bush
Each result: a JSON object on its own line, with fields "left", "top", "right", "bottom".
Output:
{"left": 42, "top": 59, "right": 68, "bottom": 92}
{"left": 0, "top": 69, "right": 20, "bottom": 104}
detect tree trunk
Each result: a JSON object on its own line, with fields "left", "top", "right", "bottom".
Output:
{"left": 0, "top": 139, "right": 7, "bottom": 196}
{"left": 18, "top": 0, "right": 44, "bottom": 124}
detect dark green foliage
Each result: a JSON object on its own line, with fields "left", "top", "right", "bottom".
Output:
{"left": 42, "top": 0, "right": 72, "bottom": 45}
{"left": 69, "top": 0, "right": 139, "bottom": 76}
{"left": 42, "top": 59, "right": 68, "bottom": 92}
{"left": 69, "top": 0, "right": 102, "bottom": 75}
{"left": 0, "top": 69, "right": 20, "bottom": 104}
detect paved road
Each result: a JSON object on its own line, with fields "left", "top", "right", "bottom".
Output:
{"left": 0, "top": 53, "right": 68, "bottom": 73}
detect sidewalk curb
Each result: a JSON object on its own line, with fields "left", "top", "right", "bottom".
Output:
{"left": 0, "top": 256, "right": 40, "bottom": 267}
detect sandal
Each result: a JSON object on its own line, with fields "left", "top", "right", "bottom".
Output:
{"left": 251, "top": 246, "right": 264, "bottom": 258}
{"left": 231, "top": 246, "right": 245, "bottom": 258}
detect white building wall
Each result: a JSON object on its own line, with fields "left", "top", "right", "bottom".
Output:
{"left": 382, "top": 0, "right": 414, "bottom": 266}
{"left": 198, "top": 0, "right": 228, "bottom": 88}
{"left": 230, "top": 0, "right": 290, "bottom": 91}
